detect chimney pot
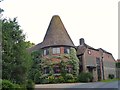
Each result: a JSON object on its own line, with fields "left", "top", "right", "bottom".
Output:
{"left": 79, "top": 38, "right": 85, "bottom": 45}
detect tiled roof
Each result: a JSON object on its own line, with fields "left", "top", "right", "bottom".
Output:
{"left": 98, "top": 48, "right": 112, "bottom": 55}
{"left": 28, "top": 15, "right": 75, "bottom": 52}
{"left": 41, "top": 15, "right": 74, "bottom": 48}
{"left": 27, "top": 43, "right": 42, "bottom": 52}
{"left": 77, "top": 43, "right": 99, "bottom": 55}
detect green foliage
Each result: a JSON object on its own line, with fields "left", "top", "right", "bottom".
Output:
{"left": 2, "top": 18, "right": 33, "bottom": 86}
{"left": 2, "top": 80, "right": 22, "bottom": 90}
{"left": 55, "top": 76, "right": 65, "bottom": 83}
{"left": 25, "top": 41, "right": 35, "bottom": 48}
{"left": 40, "top": 75, "right": 65, "bottom": 84}
{"left": 40, "top": 75, "right": 50, "bottom": 84}
{"left": 2, "top": 80, "right": 14, "bottom": 89}
{"left": 30, "top": 48, "right": 79, "bottom": 84}
{"left": 34, "top": 72, "right": 42, "bottom": 84}
{"left": 28, "top": 50, "right": 42, "bottom": 84}
{"left": 26, "top": 79, "right": 35, "bottom": 90}
{"left": 47, "top": 75, "right": 55, "bottom": 83}
{"left": 101, "top": 78, "right": 119, "bottom": 82}
{"left": 0, "top": 0, "right": 4, "bottom": 14}
{"left": 78, "top": 72, "right": 93, "bottom": 82}
{"left": 64, "top": 74, "right": 75, "bottom": 83}
{"left": 69, "top": 48, "right": 79, "bottom": 76}
{"left": 60, "top": 60, "right": 67, "bottom": 77}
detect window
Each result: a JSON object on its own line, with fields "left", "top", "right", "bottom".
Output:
{"left": 53, "top": 66, "right": 60, "bottom": 74}
{"left": 52, "top": 48, "right": 60, "bottom": 54}
{"left": 96, "top": 58, "right": 100, "bottom": 66}
{"left": 66, "top": 66, "right": 73, "bottom": 73}
{"left": 43, "top": 49, "right": 49, "bottom": 55}
{"left": 64, "top": 47, "right": 70, "bottom": 54}
{"left": 43, "top": 67, "right": 49, "bottom": 74}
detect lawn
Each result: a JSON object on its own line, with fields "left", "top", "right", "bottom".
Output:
{"left": 101, "top": 78, "right": 120, "bottom": 82}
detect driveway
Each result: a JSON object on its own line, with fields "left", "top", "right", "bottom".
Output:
{"left": 35, "top": 81, "right": 119, "bottom": 89}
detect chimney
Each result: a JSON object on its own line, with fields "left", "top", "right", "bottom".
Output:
{"left": 79, "top": 38, "right": 85, "bottom": 45}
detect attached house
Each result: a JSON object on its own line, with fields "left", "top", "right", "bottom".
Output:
{"left": 28, "top": 15, "right": 116, "bottom": 81}
{"left": 77, "top": 38, "right": 116, "bottom": 81}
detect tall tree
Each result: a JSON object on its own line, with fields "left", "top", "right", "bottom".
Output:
{"left": 25, "top": 41, "right": 35, "bottom": 48}
{"left": 0, "top": 0, "right": 4, "bottom": 14}
{"left": 2, "top": 18, "right": 32, "bottom": 84}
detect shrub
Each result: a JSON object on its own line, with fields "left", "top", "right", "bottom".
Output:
{"left": 34, "top": 72, "right": 41, "bottom": 84}
{"left": 108, "top": 74, "right": 114, "bottom": 79}
{"left": 2, "top": 80, "right": 15, "bottom": 90}
{"left": 78, "top": 72, "right": 93, "bottom": 82}
{"left": 41, "top": 75, "right": 49, "bottom": 84}
{"left": 26, "top": 79, "right": 35, "bottom": 90}
{"left": 48, "top": 75, "right": 55, "bottom": 83}
{"left": 65, "top": 74, "right": 75, "bottom": 83}
{"left": 2, "top": 80, "right": 22, "bottom": 90}
{"left": 13, "top": 84, "right": 22, "bottom": 90}
{"left": 54, "top": 75, "right": 65, "bottom": 83}
{"left": 57, "top": 76, "right": 65, "bottom": 83}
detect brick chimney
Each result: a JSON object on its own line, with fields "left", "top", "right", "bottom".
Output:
{"left": 79, "top": 38, "right": 85, "bottom": 45}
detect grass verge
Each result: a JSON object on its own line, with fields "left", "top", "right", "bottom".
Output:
{"left": 101, "top": 78, "right": 120, "bottom": 82}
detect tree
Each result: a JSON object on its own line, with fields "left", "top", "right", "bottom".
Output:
{"left": 28, "top": 50, "right": 42, "bottom": 84}
{"left": 0, "top": 0, "right": 4, "bottom": 14}
{"left": 69, "top": 48, "right": 79, "bottom": 76}
{"left": 24, "top": 41, "right": 35, "bottom": 48}
{"left": 2, "top": 18, "right": 32, "bottom": 84}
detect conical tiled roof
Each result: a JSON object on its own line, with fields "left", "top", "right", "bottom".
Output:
{"left": 41, "top": 15, "right": 74, "bottom": 48}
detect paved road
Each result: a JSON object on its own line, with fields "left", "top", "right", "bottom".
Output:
{"left": 35, "top": 81, "right": 119, "bottom": 89}
{"left": 69, "top": 81, "right": 119, "bottom": 88}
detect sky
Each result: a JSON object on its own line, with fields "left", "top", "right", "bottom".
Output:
{"left": 0, "top": 0, "right": 119, "bottom": 60}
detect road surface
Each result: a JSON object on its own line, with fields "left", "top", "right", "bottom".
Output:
{"left": 35, "top": 81, "right": 119, "bottom": 89}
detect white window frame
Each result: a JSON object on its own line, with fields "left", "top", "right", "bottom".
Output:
{"left": 43, "top": 49, "right": 49, "bottom": 55}
{"left": 52, "top": 47, "right": 60, "bottom": 54}
{"left": 64, "top": 48, "right": 70, "bottom": 54}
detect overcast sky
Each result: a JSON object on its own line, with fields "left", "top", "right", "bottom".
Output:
{"left": 0, "top": 0, "right": 119, "bottom": 60}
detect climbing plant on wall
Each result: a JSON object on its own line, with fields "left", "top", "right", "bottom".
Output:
{"left": 69, "top": 48, "right": 79, "bottom": 76}
{"left": 30, "top": 47, "right": 80, "bottom": 83}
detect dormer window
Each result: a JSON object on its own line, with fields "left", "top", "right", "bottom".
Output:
{"left": 43, "top": 48, "right": 49, "bottom": 55}
{"left": 64, "top": 47, "right": 70, "bottom": 54}
{"left": 52, "top": 47, "right": 60, "bottom": 54}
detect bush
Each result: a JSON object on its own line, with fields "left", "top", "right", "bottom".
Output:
{"left": 57, "top": 76, "right": 65, "bottom": 83}
{"left": 78, "top": 72, "right": 93, "bottom": 82}
{"left": 2, "top": 80, "right": 22, "bottom": 90}
{"left": 108, "top": 74, "right": 114, "bottom": 79}
{"left": 13, "top": 84, "right": 22, "bottom": 90}
{"left": 40, "top": 74, "right": 51, "bottom": 84}
{"left": 54, "top": 75, "right": 65, "bottom": 83}
{"left": 48, "top": 75, "right": 55, "bottom": 83}
{"left": 64, "top": 74, "right": 75, "bottom": 83}
{"left": 26, "top": 80, "right": 35, "bottom": 90}
{"left": 2, "top": 80, "right": 15, "bottom": 90}
{"left": 34, "top": 72, "right": 41, "bottom": 84}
